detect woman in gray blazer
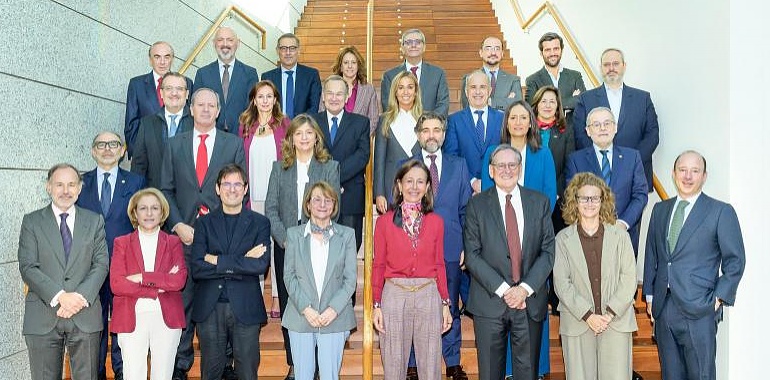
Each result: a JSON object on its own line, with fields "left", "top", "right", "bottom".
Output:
{"left": 265, "top": 114, "right": 341, "bottom": 379}
{"left": 554, "top": 172, "right": 638, "bottom": 380}
{"left": 282, "top": 181, "right": 357, "bottom": 380}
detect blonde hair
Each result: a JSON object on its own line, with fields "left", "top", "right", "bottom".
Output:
{"left": 302, "top": 181, "right": 340, "bottom": 219}
{"left": 379, "top": 71, "right": 423, "bottom": 138}
{"left": 127, "top": 188, "right": 170, "bottom": 228}
{"left": 281, "top": 114, "right": 332, "bottom": 169}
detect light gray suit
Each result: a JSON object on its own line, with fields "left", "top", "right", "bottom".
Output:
{"left": 19, "top": 205, "right": 109, "bottom": 379}
{"left": 460, "top": 68, "right": 523, "bottom": 111}
{"left": 381, "top": 62, "right": 450, "bottom": 115}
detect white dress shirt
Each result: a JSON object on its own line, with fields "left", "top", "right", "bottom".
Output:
{"left": 96, "top": 166, "right": 119, "bottom": 201}
{"left": 193, "top": 127, "right": 217, "bottom": 167}
{"left": 604, "top": 83, "right": 624, "bottom": 122}
{"left": 304, "top": 223, "right": 334, "bottom": 298}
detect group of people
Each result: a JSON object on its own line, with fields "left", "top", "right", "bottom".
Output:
{"left": 17, "top": 23, "right": 745, "bottom": 380}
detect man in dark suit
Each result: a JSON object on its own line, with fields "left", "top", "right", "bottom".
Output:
{"left": 191, "top": 164, "right": 271, "bottom": 380}
{"left": 261, "top": 33, "right": 322, "bottom": 118}
{"left": 525, "top": 32, "right": 586, "bottom": 126}
{"left": 573, "top": 48, "right": 659, "bottom": 191}
{"left": 407, "top": 111, "right": 472, "bottom": 379}
{"left": 132, "top": 72, "right": 194, "bottom": 189}
{"left": 461, "top": 36, "right": 523, "bottom": 112}
{"left": 565, "top": 107, "right": 647, "bottom": 253}
{"left": 464, "top": 145, "right": 555, "bottom": 380}
{"left": 311, "top": 75, "right": 370, "bottom": 250}
{"left": 125, "top": 41, "right": 193, "bottom": 158}
{"left": 160, "top": 88, "right": 246, "bottom": 380}
{"left": 193, "top": 27, "right": 260, "bottom": 133}
{"left": 19, "top": 163, "right": 109, "bottom": 380}
{"left": 77, "top": 132, "right": 146, "bottom": 380}
{"left": 381, "top": 28, "right": 450, "bottom": 115}
{"left": 445, "top": 70, "right": 505, "bottom": 195}
{"left": 643, "top": 151, "right": 745, "bottom": 380}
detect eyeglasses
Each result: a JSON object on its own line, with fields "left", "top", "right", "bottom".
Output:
{"left": 588, "top": 120, "right": 616, "bottom": 129}
{"left": 279, "top": 45, "right": 298, "bottom": 53}
{"left": 219, "top": 182, "right": 245, "bottom": 191}
{"left": 482, "top": 45, "right": 502, "bottom": 52}
{"left": 577, "top": 195, "right": 602, "bottom": 204}
{"left": 402, "top": 39, "right": 424, "bottom": 47}
{"left": 311, "top": 197, "right": 335, "bottom": 206}
{"left": 162, "top": 86, "right": 187, "bottom": 92}
{"left": 492, "top": 162, "right": 520, "bottom": 171}
{"left": 93, "top": 141, "right": 122, "bottom": 150}
{"left": 324, "top": 91, "right": 346, "bottom": 98}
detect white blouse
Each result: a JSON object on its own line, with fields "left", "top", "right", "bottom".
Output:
{"left": 249, "top": 134, "right": 277, "bottom": 203}
{"left": 136, "top": 227, "right": 161, "bottom": 312}
{"left": 391, "top": 109, "right": 418, "bottom": 155}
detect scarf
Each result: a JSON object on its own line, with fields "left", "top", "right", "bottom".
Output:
{"left": 309, "top": 220, "right": 333, "bottom": 244}
{"left": 400, "top": 202, "right": 423, "bottom": 248}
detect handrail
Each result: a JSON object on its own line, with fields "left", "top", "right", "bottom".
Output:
{"left": 178, "top": 5, "right": 268, "bottom": 75}
{"left": 362, "top": 1, "right": 375, "bottom": 379}
{"left": 510, "top": 0, "right": 669, "bottom": 200}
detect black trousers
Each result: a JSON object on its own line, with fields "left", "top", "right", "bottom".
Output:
{"left": 197, "top": 302, "right": 262, "bottom": 380}
{"left": 474, "top": 308, "right": 543, "bottom": 380}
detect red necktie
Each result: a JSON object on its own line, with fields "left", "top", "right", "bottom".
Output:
{"left": 196, "top": 134, "right": 209, "bottom": 187}
{"left": 505, "top": 194, "right": 522, "bottom": 283}
{"left": 157, "top": 77, "right": 164, "bottom": 107}
{"left": 410, "top": 66, "right": 418, "bottom": 77}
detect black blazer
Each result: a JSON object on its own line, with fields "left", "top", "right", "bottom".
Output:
{"left": 131, "top": 108, "right": 193, "bottom": 189}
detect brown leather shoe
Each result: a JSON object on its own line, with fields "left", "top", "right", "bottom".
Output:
{"left": 406, "top": 366, "right": 419, "bottom": 380}
{"left": 445, "top": 365, "right": 468, "bottom": 380}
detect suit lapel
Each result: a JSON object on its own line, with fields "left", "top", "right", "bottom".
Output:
{"left": 334, "top": 114, "right": 353, "bottom": 146}
{"left": 673, "top": 195, "right": 710, "bottom": 254}
{"left": 42, "top": 207, "right": 67, "bottom": 270}
{"left": 600, "top": 225, "right": 618, "bottom": 288}
{"left": 596, "top": 85, "right": 610, "bottom": 108}
{"left": 203, "top": 134, "right": 225, "bottom": 187}
{"left": 210, "top": 210, "right": 229, "bottom": 253}
{"left": 520, "top": 188, "right": 535, "bottom": 260}
{"left": 180, "top": 133, "right": 197, "bottom": 180}
{"left": 301, "top": 230, "right": 320, "bottom": 300}
{"left": 659, "top": 200, "right": 676, "bottom": 257}
{"left": 128, "top": 232, "right": 146, "bottom": 271}
{"left": 153, "top": 232, "right": 168, "bottom": 271}
{"left": 320, "top": 225, "right": 342, "bottom": 292}
{"left": 144, "top": 73, "right": 159, "bottom": 107}
{"left": 317, "top": 114, "right": 332, "bottom": 147}
{"left": 565, "top": 226, "right": 591, "bottom": 289}
{"left": 584, "top": 148, "right": 602, "bottom": 175}
{"left": 484, "top": 190, "right": 508, "bottom": 245}
{"left": 66, "top": 209, "right": 89, "bottom": 271}
{"left": 618, "top": 87, "right": 633, "bottom": 128}
{"left": 610, "top": 148, "right": 625, "bottom": 194}
{"left": 461, "top": 108, "right": 484, "bottom": 153}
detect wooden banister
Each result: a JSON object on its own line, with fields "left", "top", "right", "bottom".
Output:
{"left": 362, "top": 2, "right": 375, "bottom": 379}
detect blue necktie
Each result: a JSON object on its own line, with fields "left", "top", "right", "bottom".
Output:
{"left": 168, "top": 114, "right": 179, "bottom": 139}
{"left": 60, "top": 213, "right": 72, "bottom": 262}
{"left": 285, "top": 70, "right": 295, "bottom": 118}
{"left": 600, "top": 150, "right": 612, "bottom": 185}
{"left": 474, "top": 110, "right": 485, "bottom": 145}
{"left": 330, "top": 116, "right": 339, "bottom": 144}
{"left": 100, "top": 172, "right": 112, "bottom": 215}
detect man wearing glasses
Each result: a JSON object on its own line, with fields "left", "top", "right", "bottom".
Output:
{"left": 132, "top": 72, "right": 194, "bottom": 189}
{"left": 461, "top": 36, "right": 523, "bottom": 111}
{"left": 262, "top": 32, "right": 322, "bottom": 118}
{"left": 78, "top": 131, "right": 147, "bottom": 380}
{"left": 125, "top": 41, "right": 193, "bottom": 158}
{"left": 381, "top": 28, "right": 450, "bottom": 115}
{"left": 573, "top": 48, "right": 659, "bottom": 192}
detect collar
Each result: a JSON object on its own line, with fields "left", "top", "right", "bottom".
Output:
{"left": 194, "top": 127, "right": 217, "bottom": 140}
{"left": 469, "top": 105, "right": 488, "bottom": 114}
{"left": 152, "top": 71, "right": 162, "bottom": 84}
{"left": 218, "top": 59, "right": 235, "bottom": 69}
{"left": 422, "top": 149, "right": 442, "bottom": 159}
{"left": 593, "top": 143, "right": 614, "bottom": 154}
{"left": 96, "top": 166, "right": 119, "bottom": 180}
{"left": 52, "top": 204, "right": 76, "bottom": 218}
{"left": 495, "top": 184, "right": 520, "bottom": 201}
{"left": 165, "top": 108, "right": 184, "bottom": 119}
{"left": 326, "top": 109, "right": 344, "bottom": 120}
{"left": 281, "top": 64, "right": 298, "bottom": 73}
{"left": 303, "top": 221, "right": 336, "bottom": 237}
{"left": 604, "top": 82, "right": 624, "bottom": 93}
{"left": 404, "top": 61, "right": 423, "bottom": 70}
{"left": 676, "top": 192, "right": 702, "bottom": 206}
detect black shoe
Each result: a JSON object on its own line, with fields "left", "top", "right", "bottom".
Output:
{"left": 445, "top": 365, "right": 468, "bottom": 380}
{"left": 172, "top": 368, "right": 188, "bottom": 380}
{"left": 223, "top": 364, "right": 238, "bottom": 380}
{"left": 284, "top": 365, "right": 295, "bottom": 380}
{"left": 113, "top": 372, "right": 124, "bottom": 380}
{"left": 632, "top": 370, "right": 644, "bottom": 380}
{"left": 406, "top": 366, "right": 419, "bottom": 380}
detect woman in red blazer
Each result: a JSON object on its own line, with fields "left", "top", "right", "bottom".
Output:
{"left": 110, "top": 188, "right": 187, "bottom": 380}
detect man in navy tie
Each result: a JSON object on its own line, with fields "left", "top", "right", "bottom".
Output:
{"left": 261, "top": 33, "right": 322, "bottom": 118}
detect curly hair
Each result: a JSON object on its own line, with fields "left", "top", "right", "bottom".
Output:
{"left": 561, "top": 172, "right": 617, "bottom": 225}
{"left": 281, "top": 114, "right": 332, "bottom": 169}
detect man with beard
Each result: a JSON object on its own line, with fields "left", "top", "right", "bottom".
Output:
{"left": 525, "top": 32, "right": 586, "bottom": 119}
{"left": 573, "top": 48, "right": 659, "bottom": 192}
{"left": 461, "top": 36, "right": 523, "bottom": 112}
{"left": 193, "top": 27, "right": 259, "bottom": 133}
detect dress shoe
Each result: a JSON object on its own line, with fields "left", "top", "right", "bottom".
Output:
{"left": 113, "top": 372, "right": 124, "bottom": 380}
{"left": 632, "top": 370, "right": 644, "bottom": 380}
{"left": 406, "top": 366, "right": 419, "bottom": 380}
{"left": 172, "top": 368, "right": 188, "bottom": 380}
{"left": 284, "top": 365, "right": 296, "bottom": 380}
{"left": 445, "top": 365, "right": 468, "bottom": 380}
{"left": 223, "top": 364, "right": 239, "bottom": 380}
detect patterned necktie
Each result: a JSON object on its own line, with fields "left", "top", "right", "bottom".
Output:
{"left": 196, "top": 134, "right": 209, "bottom": 187}
{"left": 222, "top": 64, "right": 231, "bottom": 101}
{"left": 168, "top": 114, "right": 179, "bottom": 139}
{"left": 156, "top": 77, "right": 164, "bottom": 107}
{"left": 285, "top": 70, "right": 295, "bottom": 118}
{"left": 505, "top": 194, "right": 522, "bottom": 283}
{"left": 330, "top": 116, "right": 339, "bottom": 143}
{"left": 100, "top": 173, "right": 111, "bottom": 215}
{"left": 410, "top": 66, "right": 418, "bottom": 78}
{"left": 474, "top": 110, "right": 485, "bottom": 145}
{"left": 490, "top": 70, "right": 497, "bottom": 95}
{"left": 60, "top": 213, "right": 72, "bottom": 263}
{"left": 668, "top": 200, "right": 690, "bottom": 252}
{"left": 428, "top": 154, "right": 439, "bottom": 194}
{"left": 600, "top": 150, "right": 612, "bottom": 185}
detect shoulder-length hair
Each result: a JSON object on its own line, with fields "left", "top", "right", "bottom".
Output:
{"left": 530, "top": 85, "right": 567, "bottom": 133}
{"left": 331, "top": 45, "right": 368, "bottom": 84}
{"left": 501, "top": 99, "right": 542, "bottom": 152}
{"left": 302, "top": 181, "right": 340, "bottom": 219}
{"left": 390, "top": 159, "right": 434, "bottom": 213}
{"left": 127, "top": 188, "right": 171, "bottom": 228}
{"left": 281, "top": 114, "right": 332, "bottom": 169}
{"left": 379, "top": 71, "right": 423, "bottom": 138}
{"left": 561, "top": 172, "right": 617, "bottom": 225}
{"left": 239, "top": 80, "right": 285, "bottom": 139}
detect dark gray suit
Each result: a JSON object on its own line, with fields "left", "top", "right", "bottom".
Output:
{"left": 19, "top": 205, "right": 109, "bottom": 380}
{"left": 464, "top": 186, "right": 555, "bottom": 380}
{"left": 381, "top": 62, "right": 450, "bottom": 115}
{"left": 131, "top": 108, "right": 193, "bottom": 189}
{"left": 525, "top": 66, "right": 586, "bottom": 111}
{"left": 460, "top": 69, "right": 523, "bottom": 111}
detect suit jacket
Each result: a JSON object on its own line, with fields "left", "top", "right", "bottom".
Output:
{"left": 480, "top": 144, "right": 557, "bottom": 213}
{"left": 544, "top": 124, "right": 575, "bottom": 197}
{"left": 190, "top": 208, "right": 271, "bottom": 325}
{"left": 381, "top": 62, "right": 450, "bottom": 115}
{"left": 320, "top": 82, "right": 380, "bottom": 134}
{"left": 565, "top": 146, "right": 648, "bottom": 248}
{"left": 312, "top": 111, "right": 370, "bottom": 216}
{"left": 373, "top": 116, "right": 419, "bottom": 200}
{"left": 193, "top": 59, "right": 259, "bottom": 132}
{"left": 110, "top": 230, "right": 187, "bottom": 332}
{"left": 265, "top": 158, "right": 340, "bottom": 247}
{"left": 463, "top": 186, "right": 555, "bottom": 321}
{"left": 443, "top": 106, "right": 505, "bottom": 180}
{"left": 573, "top": 84, "right": 659, "bottom": 190}
{"left": 77, "top": 168, "right": 146, "bottom": 254}
{"left": 125, "top": 72, "right": 193, "bottom": 157}
{"left": 525, "top": 67, "right": 586, "bottom": 111}
{"left": 160, "top": 130, "right": 246, "bottom": 229}
{"left": 19, "top": 205, "right": 109, "bottom": 334}
{"left": 553, "top": 223, "right": 638, "bottom": 336}
{"left": 261, "top": 64, "right": 322, "bottom": 118}
{"left": 642, "top": 194, "right": 745, "bottom": 320}
{"left": 410, "top": 149, "right": 472, "bottom": 262}
{"left": 131, "top": 108, "right": 194, "bottom": 189}
{"left": 282, "top": 222, "right": 357, "bottom": 333}
{"left": 460, "top": 69, "right": 523, "bottom": 111}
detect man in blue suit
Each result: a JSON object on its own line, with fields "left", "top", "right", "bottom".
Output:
{"left": 261, "top": 33, "right": 322, "bottom": 119}
{"left": 573, "top": 48, "right": 659, "bottom": 191}
{"left": 193, "top": 27, "right": 259, "bottom": 133}
{"left": 125, "top": 41, "right": 193, "bottom": 158}
{"left": 643, "top": 151, "right": 745, "bottom": 380}
{"left": 77, "top": 131, "right": 146, "bottom": 380}
{"left": 566, "top": 107, "right": 648, "bottom": 253}
{"left": 444, "top": 70, "right": 505, "bottom": 195}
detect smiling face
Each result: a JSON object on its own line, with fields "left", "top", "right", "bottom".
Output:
{"left": 149, "top": 42, "right": 173, "bottom": 75}
{"left": 214, "top": 27, "right": 239, "bottom": 63}
{"left": 323, "top": 78, "right": 347, "bottom": 115}
{"left": 160, "top": 75, "right": 188, "bottom": 113}
{"left": 191, "top": 90, "right": 220, "bottom": 132}
{"left": 585, "top": 109, "right": 617, "bottom": 149}
{"left": 216, "top": 172, "right": 248, "bottom": 211}
{"left": 134, "top": 194, "right": 163, "bottom": 231}
{"left": 308, "top": 187, "right": 335, "bottom": 222}
{"left": 576, "top": 184, "right": 602, "bottom": 221}
{"left": 417, "top": 118, "right": 445, "bottom": 154}
{"left": 91, "top": 132, "right": 125, "bottom": 170}
{"left": 292, "top": 122, "right": 318, "bottom": 155}
{"left": 506, "top": 104, "right": 531, "bottom": 139}
{"left": 401, "top": 31, "right": 425, "bottom": 63}
{"left": 396, "top": 75, "right": 417, "bottom": 110}
{"left": 673, "top": 152, "right": 707, "bottom": 199}
{"left": 466, "top": 72, "right": 491, "bottom": 109}
{"left": 397, "top": 166, "right": 430, "bottom": 204}
{"left": 601, "top": 49, "right": 626, "bottom": 87}
{"left": 341, "top": 52, "right": 359, "bottom": 81}
{"left": 536, "top": 90, "right": 558, "bottom": 121}
{"left": 277, "top": 35, "right": 300, "bottom": 69}
{"left": 254, "top": 84, "right": 276, "bottom": 115}
{"left": 479, "top": 36, "right": 503, "bottom": 67}
{"left": 47, "top": 166, "right": 82, "bottom": 211}
{"left": 540, "top": 38, "right": 562, "bottom": 68}
{"left": 488, "top": 148, "right": 521, "bottom": 193}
